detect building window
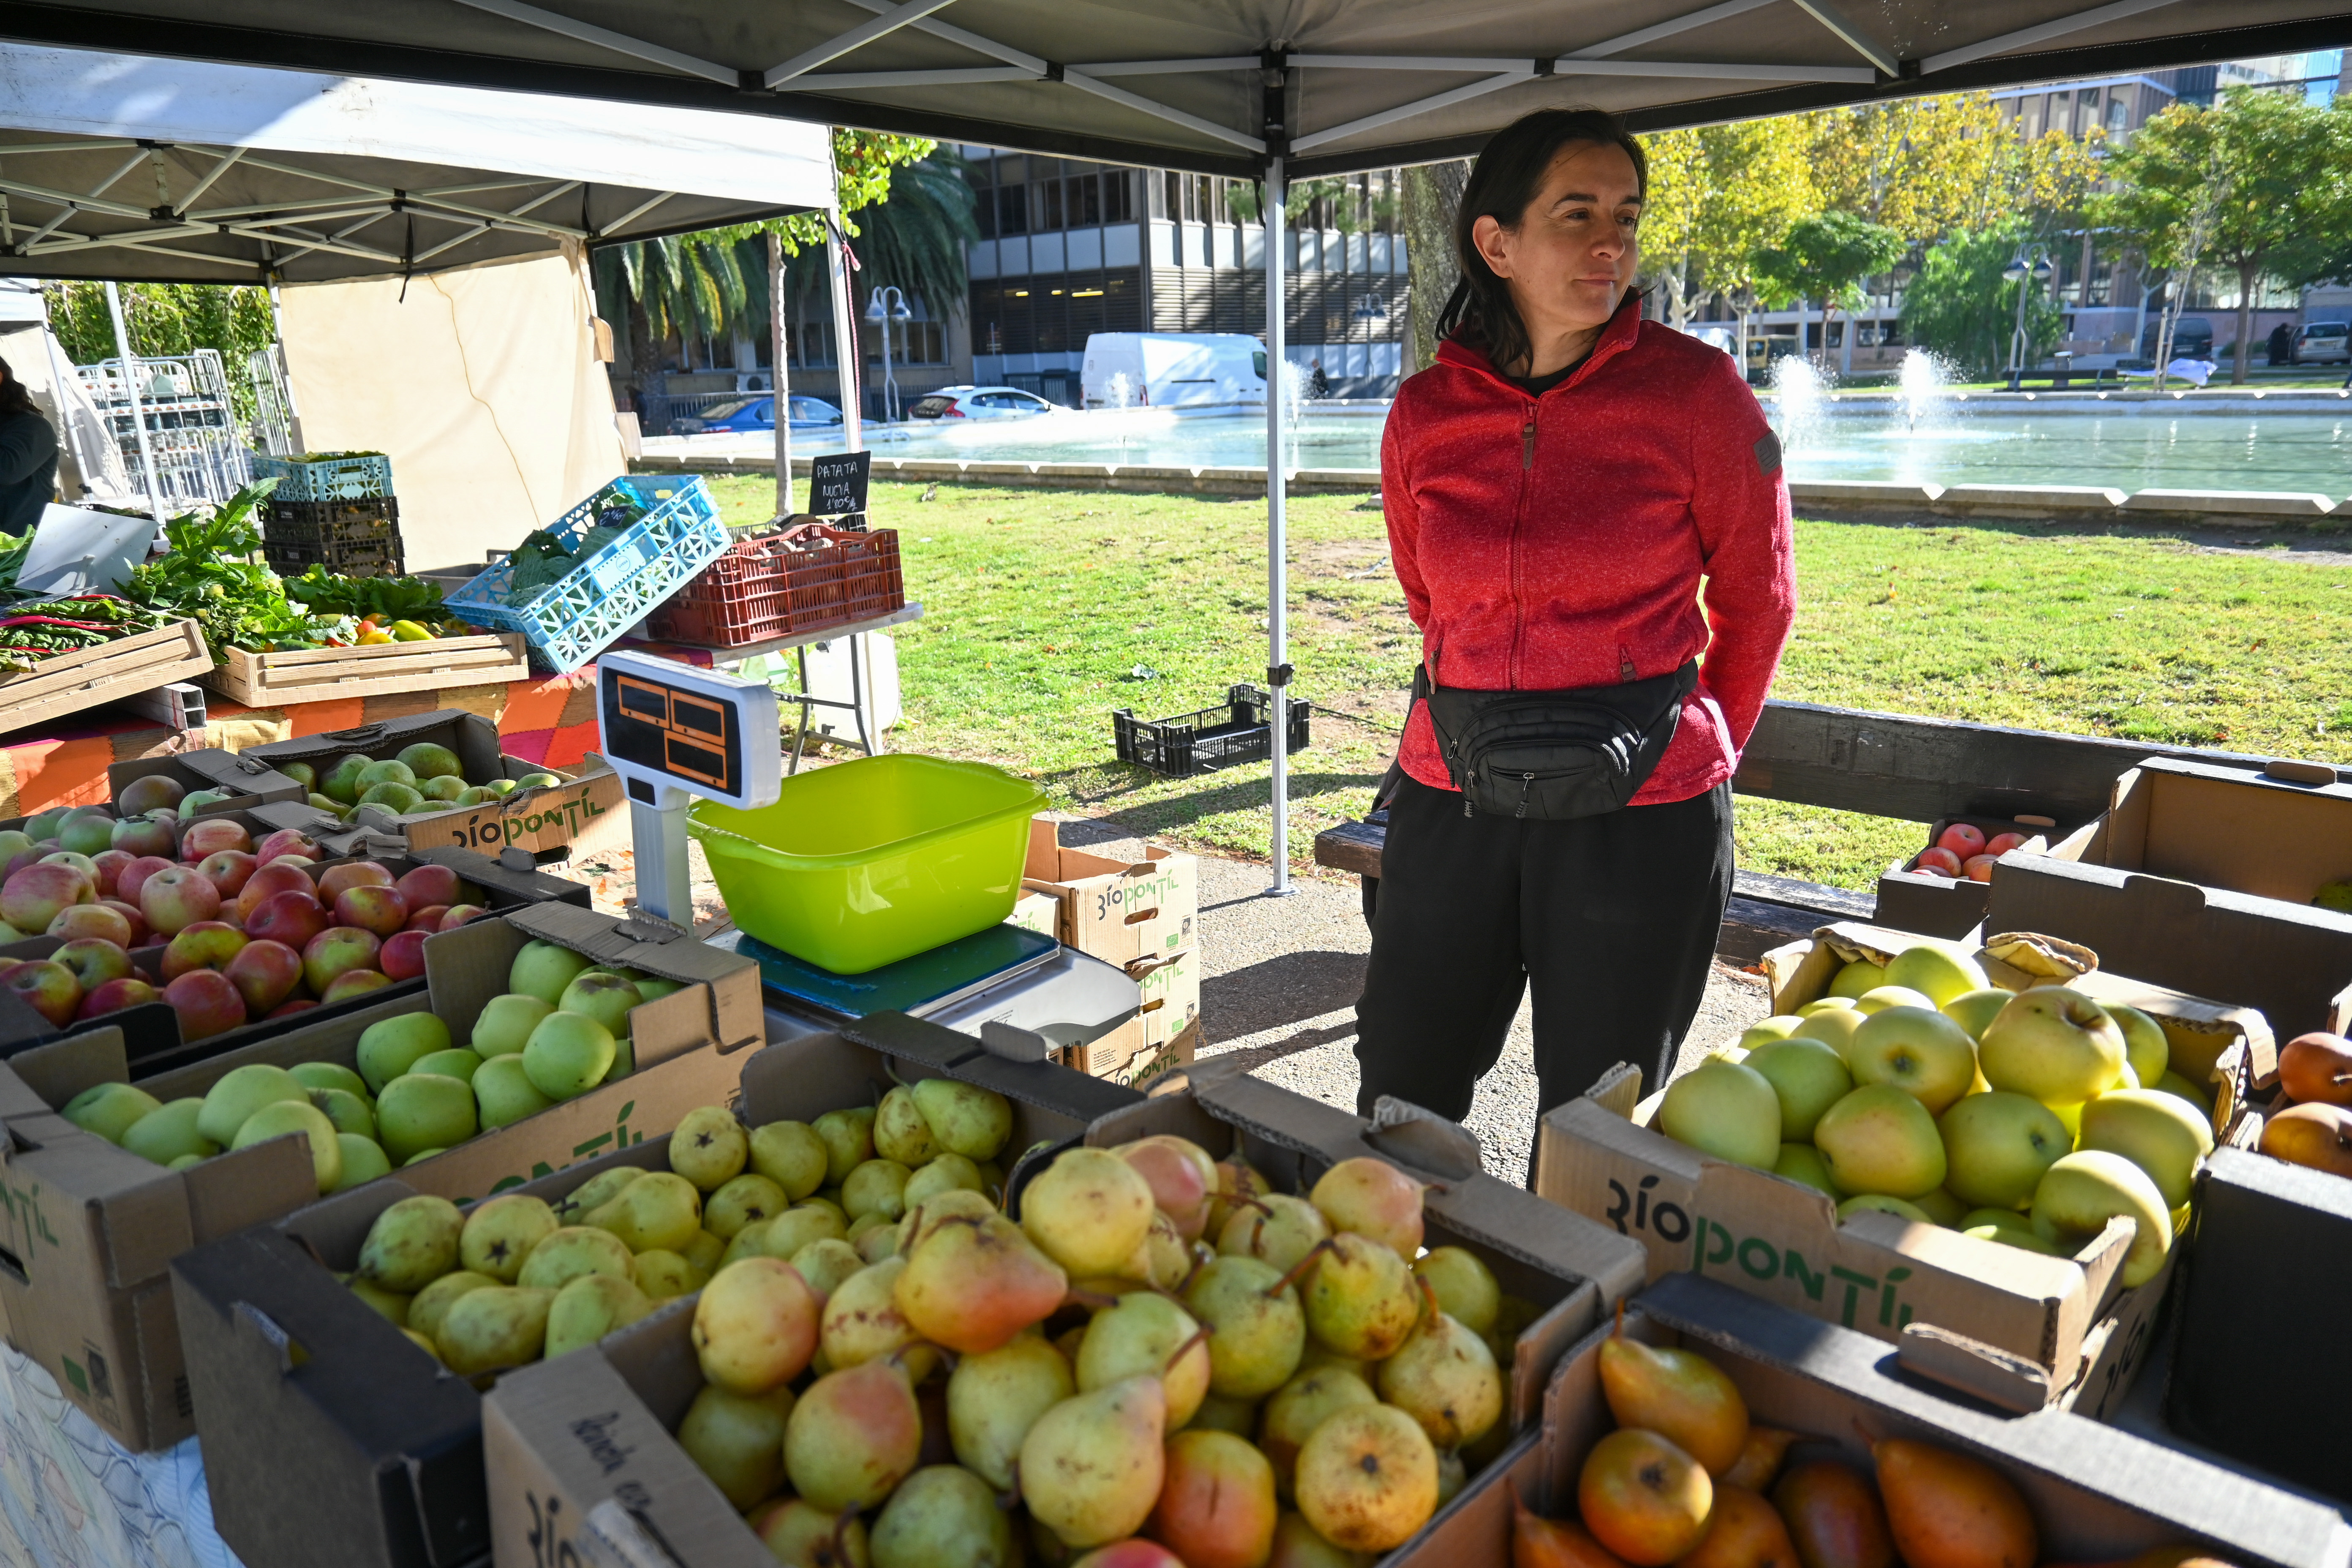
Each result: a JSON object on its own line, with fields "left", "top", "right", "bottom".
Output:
{"left": 2107, "top": 95, "right": 2130, "bottom": 135}
{"left": 1103, "top": 170, "right": 1133, "bottom": 223}
{"left": 2023, "top": 96, "right": 2044, "bottom": 137}
{"left": 1067, "top": 174, "right": 1100, "bottom": 227}
{"left": 2077, "top": 87, "right": 2100, "bottom": 135}
{"left": 969, "top": 167, "right": 995, "bottom": 239}
{"left": 1040, "top": 177, "right": 1064, "bottom": 231}
{"left": 997, "top": 185, "right": 1028, "bottom": 236}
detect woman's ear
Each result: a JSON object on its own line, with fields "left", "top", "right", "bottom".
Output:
{"left": 1471, "top": 214, "right": 1514, "bottom": 280}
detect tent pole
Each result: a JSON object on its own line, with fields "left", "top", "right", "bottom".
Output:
{"left": 769, "top": 230, "right": 792, "bottom": 514}
{"left": 829, "top": 209, "right": 863, "bottom": 454}
{"left": 103, "top": 283, "right": 167, "bottom": 525}
{"left": 1264, "top": 155, "right": 1293, "bottom": 897}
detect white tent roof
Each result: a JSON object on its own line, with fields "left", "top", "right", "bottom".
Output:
{"left": 3, "top": 1, "right": 2346, "bottom": 179}
{"left": 0, "top": 41, "right": 835, "bottom": 282}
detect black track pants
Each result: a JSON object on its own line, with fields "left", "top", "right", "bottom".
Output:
{"left": 1353, "top": 776, "right": 1734, "bottom": 1127}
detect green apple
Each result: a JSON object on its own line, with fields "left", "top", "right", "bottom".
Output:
{"left": 1744, "top": 1037, "right": 1854, "bottom": 1142}
{"left": 62, "top": 1082, "right": 164, "bottom": 1145}
{"left": 1789, "top": 1005, "right": 1863, "bottom": 1054}
{"left": 2104, "top": 1004, "right": 2172, "bottom": 1090}
{"left": 599, "top": 1036, "right": 634, "bottom": 1084}
{"left": 1854, "top": 985, "right": 1936, "bottom": 1016}
{"left": 1938, "top": 1092, "right": 2071, "bottom": 1210}
{"left": 232, "top": 1100, "right": 345, "bottom": 1194}
{"left": 332, "top": 1133, "right": 393, "bottom": 1192}
{"left": 290, "top": 1061, "right": 373, "bottom": 1103}
{"left": 1813, "top": 1085, "right": 1946, "bottom": 1198}
{"left": 1841, "top": 1006, "right": 1977, "bottom": 1115}
{"left": 2031, "top": 1150, "right": 2173, "bottom": 1287}
{"left": 2077, "top": 1089, "right": 2213, "bottom": 1209}
{"left": 509, "top": 939, "right": 593, "bottom": 1006}
{"left": 1799, "top": 998, "right": 1859, "bottom": 1017}
{"left": 1772, "top": 1142, "right": 1840, "bottom": 1197}
{"left": 1961, "top": 1206, "right": 2035, "bottom": 1232}
{"left": 1911, "top": 1187, "right": 1968, "bottom": 1226}
{"left": 1836, "top": 1192, "right": 1932, "bottom": 1225}
{"left": 522, "top": 1011, "right": 617, "bottom": 1100}
{"left": 1827, "top": 959, "right": 1886, "bottom": 999}
{"left": 1655, "top": 1057, "right": 1780, "bottom": 1168}
{"left": 558, "top": 970, "right": 643, "bottom": 1039}
{"left": 1737, "top": 1015, "right": 1804, "bottom": 1053}
{"left": 309, "top": 1087, "right": 378, "bottom": 1142}
{"left": 121, "top": 1098, "right": 218, "bottom": 1165}
{"left": 1965, "top": 1223, "right": 2063, "bottom": 1255}
{"left": 1883, "top": 944, "right": 1990, "bottom": 1009}
{"left": 470, "top": 993, "right": 555, "bottom": 1057}
{"left": 196, "top": 1063, "right": 310, "bottom": 1149}
{"left": 636, "top": 977, "right": 683, "bottom": 1003}
{"left": 1939, "top": 989, "right": 2014, "bottom": 1042}
{"left": 1980, "top": 987, "right": 2127, "bottom": 1106}
{"left": 356, "top": 1013, "right": 455, "bottom": 1094}
{"left": 377, "top": 1073, "right": 479, "bottom": 1163}
{"left": 474, "top": 1054, "right": 555, "bottom": 1128}
{"left": 412, "top": 1047, "right": 486, "bottom": 1086}
{"left": 2153, "top": 1070, "right": 2213, "bottom": 1119}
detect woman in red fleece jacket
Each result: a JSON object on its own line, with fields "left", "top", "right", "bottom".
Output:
{"left": 1355, "top": 108, "right": 1795, "bottom": 1148}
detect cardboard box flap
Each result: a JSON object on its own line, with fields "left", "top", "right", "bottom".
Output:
{"left": 1194, "top": 1070, "right": 1371, "bottom": 1160}
{"left": 3, "top": 1116, "right": 198, "bottom": 1288}
{"left": 836, "top": 1010, "right": 988, "bottom": 1069}
{"left": 1361, "top": 1096, "right": 1485, "bottom": 1181}
{"left": 1980, "top": 931, "right": 2102, "bottom": 984}
{"left": 180, "top": 1134, "right": 319, "bottom": 1246}
{"left": 5, "top": 1026, "right": 130, "bottom": 1116}
{"left": 504, "top": 902, "right": 762, "bottom": 1051}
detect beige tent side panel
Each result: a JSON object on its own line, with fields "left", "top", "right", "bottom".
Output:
{"left": 277, "top": 248, "right": 623, "bottom": 572}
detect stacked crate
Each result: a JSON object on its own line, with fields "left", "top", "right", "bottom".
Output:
{"left": 252, "top": 453, "right": 404, "bottom": 578}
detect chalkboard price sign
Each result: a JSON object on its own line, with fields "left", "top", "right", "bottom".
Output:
{"left": 809, "top": 450, "right": 872, "bottom": 518}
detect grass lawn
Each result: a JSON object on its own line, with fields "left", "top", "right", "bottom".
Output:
{"left": 705, "top": 475, "right": 2352, "bottom": 889}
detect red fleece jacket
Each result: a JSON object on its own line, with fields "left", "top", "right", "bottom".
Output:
{"left": 1382, "top": 297, "right": 1797, "bottom": 805}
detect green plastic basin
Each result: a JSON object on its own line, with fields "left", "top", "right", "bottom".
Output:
{"left": 687, "top": 753, "right": 1048, "bottom": 975}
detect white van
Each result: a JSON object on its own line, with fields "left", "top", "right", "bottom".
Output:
{"left": 1082, "top": 333, "right": 1268, "bottom": 409}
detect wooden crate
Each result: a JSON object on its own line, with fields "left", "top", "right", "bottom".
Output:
{"left": 199, "top": 632, "right": 532, "bottom": 706}
{"left": 0, "top": 618, "right": 212, "bottom": 738}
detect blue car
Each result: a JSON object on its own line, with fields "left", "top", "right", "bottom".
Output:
{"left": 675, "top": 394, "right": 844, "bottom": 433}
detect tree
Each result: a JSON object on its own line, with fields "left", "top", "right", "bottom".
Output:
{"left": 48, "top": 282, "right": 277, "bottom": 421}
{"left": 1900, "top": 219, "right": 2064, "bottom": 377}
{"left": 2096, "top": 88, "right": 2352, "bottom": 384}
{"left": 1635, "top": 128, "right": 1709, "bottom": 330}
{"left": 1636, "top": 117, "right": 1817, "bottom": 366}
{"left": 1751, "top": 212, "right": 1906, "bottom": 369}
{"left": 1400, "top": 161, "right": 1468, "bottom": 374}
{"left": 1800, "top": 93, "right": 2107, "bottom": 244}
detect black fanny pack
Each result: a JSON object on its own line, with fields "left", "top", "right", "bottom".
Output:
{"left": 1415, "top": 658, "right": 1698, "bottom": 820}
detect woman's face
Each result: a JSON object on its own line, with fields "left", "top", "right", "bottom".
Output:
{"left": 1472, "top": 140, "right": 1643, "bottom": 348}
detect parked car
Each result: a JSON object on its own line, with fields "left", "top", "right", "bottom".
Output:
{"left": 2137, "top": 316, "right": 2212, "bottom": 362}
{"left": 2292, "top": 321, "right": 2351, "bottom": 365}
{"left": 673, "top": 394, "right": 844, "bottom": 433}
{"left": 908, "top": 386, "right": 1056, "bottom": 420}
{"left": 1081, "top": 333, "right": 1267, "bottom": 408}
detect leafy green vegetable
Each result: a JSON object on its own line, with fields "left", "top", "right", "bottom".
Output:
{"left": 120, "top": 480, "right": 344, "bottom": 659}
{"left": 0, "top": 595, "right": 172, "bottom": 674}
{"left": 281, "top": 563, "right": 444, "bottom": 621}
{"left": 0, "top": 527, "right": 31, "bottom": 590}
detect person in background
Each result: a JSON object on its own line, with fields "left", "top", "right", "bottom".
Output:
{"left": 0, "top": 357, "right": 56, "bottom": 537}
{"left": 2266, "top": 321, "right": 2292, "bottom": 367}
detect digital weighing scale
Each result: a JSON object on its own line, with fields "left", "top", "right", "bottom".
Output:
{"left": 597, "top": 651, "right": 1140, "bottom": 1060}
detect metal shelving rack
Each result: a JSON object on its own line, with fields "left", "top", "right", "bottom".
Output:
{"left": 76, "top": 349, "right": 253, "bottom": 508}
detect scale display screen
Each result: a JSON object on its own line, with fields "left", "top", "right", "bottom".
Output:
{"left": 596, "top": 651, "right": 781, "bottom": 810}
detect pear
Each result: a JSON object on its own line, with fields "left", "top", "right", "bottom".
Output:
{"left": 1203, "top": 1157, "right": 1271, "bottom": 1240}
{"left": 1308, "top": 1157, "right": 1425, "bottom": 1258}
{"left": 791, "top": 1238, "right": 868, "bottom": 1301}
{"left": 585, "top": 1169, "right": 703, "bottom": 1254}
{"left": 1023, "top": 1147, "right": 1157, "bottom": 1277}
{"left": 678, "top": 1383, "right": 797, "bottom": 1509}
{"left": 1412, "top": 1246, "right": 1501, "bottom": 1336}
{"left": 695, "top": 1256, "right": 820, "bottom": 1394}
{"left": 844, "top": 1159, "right": 913, "bottom": 1222}
{"left": 1259, "top": 1367, "right": 1377, "bottom": 1499}
{"left": 1218, "top": 1193, "right": 1332, "bottom": 1275}
{"left": 872, "top": 1463, "right": 1017, "bottom": 1568}
{"left": 903, "top": 1153, "right": 985, "bottom": 1209}
{"left": 401, "top": 1329, "right": 444, "bottom": 1367}
{"left": 813, "top": 1106, "right": 877, "bottom": 1185}
{"left": 1149, "top": 1428, "right": 1279, "bottom": 1568}
{"left": 1183, "top": 1254, "right": 1307, "bottom": 1398}
{"left": 634, "top": 1250, "right": 703, "bottom": 1300}
{"left": 1720, "top": 1427, "right": 1803, "bottom": 1494}
{"left": 436, "top": 1285, "right": 553, "bottom": 1375}
{"left": 786, "top": 1359, "right": 924, "bottom": 1511}
{"left": 1187, "top": 1391, "right": 1261, "bottom": 1437}
{"left": 821, "top": 1257, "right": 935, "bottom": 1379}
{"left": 348, "top": 1278, "right": 411, "bottom": 1327}
{"left": 683, "top": 1228, "right": 725, "bottom": 1277}
{"left": 1123, "top": 1208, "right": 1192, "bottom": 1291}
{"left": 357, "top": 1194, "right": 464, "bottom": 1293}
{"left": 855, "top": 1217, "right": 904, "bottom": 1265}
{"left": 516, "top": 1226, "right": 636, "bottom": 1291}
{"left": 896, "top": 1209, "right": 1067, "bottom": 1354}
{"left": 1271, "top": 1509, "right": 1374, "bottom": 1568}
{"left": 764, "top": 1200, "right": 852, "bottom": 1260}
{"left": 668, "top": 1105, "right": 748, "bottom": 1191}
{"left": 1378, "top": 1285, "right": 1504, "bottom": 1450}
{"left": 1295, "top": 1236, "right": 1419, "bottom": 1361}
{"left": 1598, "top": 1307, "right": 1750, "bottom": 1475}
{"left": 757, "top": 1498, "right": 872, "bottom": 1567}
{"left": 948, "top": 1330, "right": 1075, "bottom": 1489}
{"left": 1870, "top": 1436, "right": 2036, "bottom": 1568}
{"left": 1075, "top": 1291, "right": 1211, "bottom": 1428}
{"left": 1293, "top": 1402, "right": 1438, "bottom": 1554}
{"left": 545, "top": 1271, "right": 654, "bottom": 1358}
{"left": 911, "top": 1077, "right": 1014, "bottom": 1160}
{"left": 1019, "top": 1374, "right": 1168, "bottom": 1549}
{"left": 408, "top": 1270, "right": 499, "bottom": 1342}
{"left": 751, "top": 1119, "right": 832, "bottom": 1201}
{"left": 460, "top": 1194, "right": 558, "bottom": 1284}
{"left": 873, "top": 1085, "right": 942, "bottom": 1166}
{"left": 703, "top": 1172, "right": 789, "bottom": 1239}
{"left": 904, "top": 1189, "right": 1002, "bottom": 1250}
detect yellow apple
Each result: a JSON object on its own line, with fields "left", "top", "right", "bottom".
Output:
{"left": 1979, "top": 987, "right": 2127, "bottom": 1106}
{"left": 2031, "top": 1150, "right": 2172, "bottom": 1286}
{"left": 1841, "top": 1007, "right": 1977, "bottom": 1115}
{"left": 1813, "top": 1086, "right": 1946, "bottom": 1198}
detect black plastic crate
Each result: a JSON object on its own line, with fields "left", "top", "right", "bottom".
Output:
{"left": 1114, "top": 683, "right": 1310, "bottom": 777}
{"left": 262, "top": 495, "right": 406, "bottom": 579}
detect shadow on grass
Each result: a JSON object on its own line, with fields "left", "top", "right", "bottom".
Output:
{"left": 1044, "top": 766, "right": 1384, "bottom": 839}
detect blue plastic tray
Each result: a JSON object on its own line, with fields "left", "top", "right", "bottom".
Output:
{"left": 250, "top": 452, "right": 395, "bottom": 501}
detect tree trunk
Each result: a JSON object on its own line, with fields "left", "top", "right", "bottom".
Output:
{"left": 2233, "top": 261, "right": 2257, "bottom": 385}
{"left": 1401, "top": 161, "right": 1470, "bottom": 376}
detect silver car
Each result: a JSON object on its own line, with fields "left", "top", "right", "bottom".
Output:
{"left": 2294, "top": 322, "right": 2350, "bottom": 365}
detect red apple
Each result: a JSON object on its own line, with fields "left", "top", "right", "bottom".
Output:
{"left": 223, "top": 939, "right": 304, "bottom": 1016}
{"left": 405, "top": 904, "right": 449, "bottom": 933}
{"left": 4, "top": 848, "right": 46, "bottom": 880}
{"left": 1913, "top": 846, "right": 1964, "bottom": 879}
{"left": 1936, "top": 823, "right": 1988, "bottom": 858}
{"left": 254, "top": 829, "right": 323, "bottom": 867}
{"left": 379, "top": 927, "right": 430, "bottom": 981}
{"left": 1985, "top": 831, "right": 2028, "bottom": 857}
{"left": 246, "top": 890, "right": 329, "bottom": 951}
{"left": 161, "top": 920, "right": 248, "bottom": 980}
{"left": 196, "top": 850, "right": 259, "bottom": 899}
{"left": 114, "top": 855, "right": 176, "bottom": 906}
{"left": 236, "top": 861, "right": 316, "bottom": 920}
{"left": 335, "top": 884, "right": 409, "bottom": 938}
{"left": 140, "top": 865, "right": 223, "bottom": 937}
{"left": 2, "top": 862, "right": 95, "bottom": 934}
{"left": 39, "top": 852, "right": 97, "bottom": 882}
{"left": 0, "top": 956, "right": 22, "bottom": 979}
{"left": 100, "top": 899, "right": 149, "bottom": 946}
{"left": 317, "top": 861, "right": 395, "bottom": 903}
{"left": 178, "top": 817, "right": 253, "bottom": 863}
{"left": 88, "top": 848, "right": 134, "bottom": 898}
{"left": 394, "top": 864, "right": 466, "bottom": 910}
{"left": 109, "top": 815, "right": 177, "bottom": 860}
{"left": 51, "top": 936, "right": 131, "bottom": 990}
{"left": 440, "top": 904, "right": 487, "bottom": 931}
{"left": 5, "top": 959, "right": 80, "bottom": 1027}
{"left": 302, "top": 926, "right": 381, "bottom": 994}
{"left": 321, "top": 969, "right": 394, "bottom": 1004}
{"left": 78, "top": 975, "right": 159, "bottom": 1019}
{"left": 163, "top": 969, "right": 246, "bottom": 1040}
{"left": 47, "top": 903, "right": 134, "bottom": 947}
{"left": 1963, "top": 854, "right": 1997, "bottom": 883}
{"left": 264, "top": 998, "right": 318, "bottom": 1019}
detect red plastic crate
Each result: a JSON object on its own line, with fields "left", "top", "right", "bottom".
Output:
{"left": 649, "top": 524, "right": 904, "bottom": 648}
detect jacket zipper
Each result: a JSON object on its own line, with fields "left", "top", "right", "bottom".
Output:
{"left": 1511, "top": 405, "right": 1535, "bottom": 690}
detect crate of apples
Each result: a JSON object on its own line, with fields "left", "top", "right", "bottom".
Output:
{"left": 2257, "top": 1031, "right": 2352, "bottom": 1181}
{"left": 1908, "top": 822, "right": 2035, "bottom": 885}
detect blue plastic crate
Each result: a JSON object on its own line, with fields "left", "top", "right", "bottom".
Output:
{"left": 444, "top": 475, "right": 727, "bottom": 672}
{"left": 250, "top": 452, "right": 395, "bottom": 501}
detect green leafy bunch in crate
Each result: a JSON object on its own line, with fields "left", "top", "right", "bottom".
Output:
{"left": 121, "top": 479, "right": 353, "bottom": 659}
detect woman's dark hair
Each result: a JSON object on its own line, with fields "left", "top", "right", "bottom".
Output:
{"left": 0, "top": 358, "right": 34, "bottom": 419}
{"left": 1436, "top": 108, "right": 1647, "bottom": 372}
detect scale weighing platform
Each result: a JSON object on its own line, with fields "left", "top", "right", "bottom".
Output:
{"left": 598, "top": 651, "right": 1140, "bottom": 1061}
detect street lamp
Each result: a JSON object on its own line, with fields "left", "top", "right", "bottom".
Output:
{"left": 863, "top": 286, "right": 913, "bottom": 422}
{"left": 2004, "top": 248, "right": 2055, "bottom": 388}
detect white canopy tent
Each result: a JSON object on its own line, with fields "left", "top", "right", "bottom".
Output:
{"left": 14, "top": 0, "right": 2347, "bottom": 887}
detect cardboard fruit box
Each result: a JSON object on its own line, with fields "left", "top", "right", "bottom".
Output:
{"left": 240, "top": 707, "right": 626, "bottom": 858}
{"left": 1021, "top": 817, "right": 1198, "bottom": 965}
{"left": 108, "top": 748, "right": 310, "bottom": 814}
{"left": 1058, "top": 944, "right": 1200, "bottom": 1085}
{"left": 1873, "top": 812, "right": 2055, "bottom": 941}
{"left": 0, "top": 902, "right": 760, "bottom": 1452}
{"left": 1535, "top": 922, "right": 2269, "bottom": 1418}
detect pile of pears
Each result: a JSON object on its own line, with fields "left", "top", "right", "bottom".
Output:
{"left": 671, "top": 1132, "right": 1535, "bottom": 1568}
{"left": 1516, "top": 1310, "right": 2207, "bottom": 1568}
{"left": 1656, "top": 940, "right": 2219, "bottom": 1289}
